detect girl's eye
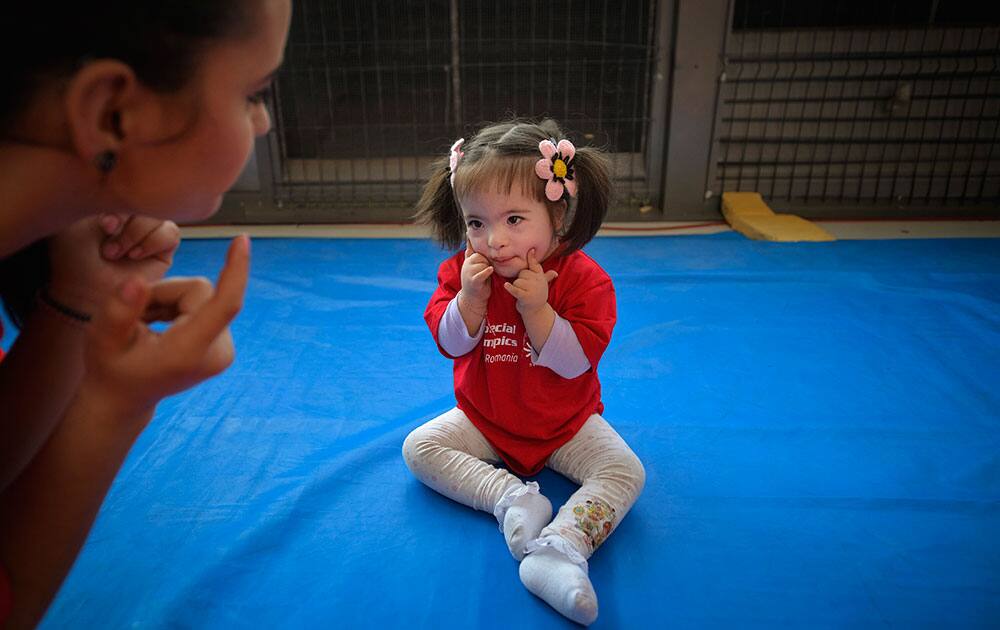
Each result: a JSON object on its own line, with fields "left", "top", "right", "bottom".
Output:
{"left": 507, "top": 216, "right": 523, "bottom": 225}
{"left": 248, "top": 86, "right": 272, "bottom": 105}
{"left": 467, "top": 220, "right": 483, "bottom": 230}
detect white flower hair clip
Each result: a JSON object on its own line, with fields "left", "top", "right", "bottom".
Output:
{"left": 448, "top": 138, "right": 465, "bottom": 187}
{"left": 535, "top": 139, "right": 577, "bottom": 202}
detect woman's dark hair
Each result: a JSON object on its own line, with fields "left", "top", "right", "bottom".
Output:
{"left": 1, "top": 2, "right": 260, "bottom": 133}
{"left": 1, "top": 1, "right": 261, "bottom": 327}
{"left": 414, "top": 119, "right": 611, "bottom": 256}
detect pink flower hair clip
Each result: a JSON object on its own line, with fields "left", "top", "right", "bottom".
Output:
{"left": 535, "top": 138, "right": 577, "bottom": 202}
{"left": 448, "top": 138, "right": 465, "bottom": 187}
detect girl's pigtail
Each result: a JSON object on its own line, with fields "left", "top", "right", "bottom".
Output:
{"left": 413, "top": 157, "right": 465, "bottom": 250}
{"left": 561, "top": 146, "right": 611, "bottom": 253}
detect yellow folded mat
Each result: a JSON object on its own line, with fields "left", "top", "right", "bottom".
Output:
{"left": 721, "top": 192, "right": 836, "bottom": 242}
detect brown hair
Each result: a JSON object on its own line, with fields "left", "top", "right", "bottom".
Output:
{"left": 0, "top": 1, "right": 261, "bottom": 133}
{"left": 414, "top": 119, "right": 611, "bottom": 255}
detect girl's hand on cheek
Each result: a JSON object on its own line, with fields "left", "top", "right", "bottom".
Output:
{"left": 503, "top": 248, "right": 558, "bottom": 315}
{"left": 82, "top": 236, "right": 249, "bottom": 421}
{"left": 458, "top": 240, "right": 493, "bottom": 312}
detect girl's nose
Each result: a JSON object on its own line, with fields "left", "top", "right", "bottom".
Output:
{"left": 487, "top": 230, "right": 504, "bottom": 250}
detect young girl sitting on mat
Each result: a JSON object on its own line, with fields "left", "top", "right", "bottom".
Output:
{"left": 403, "top": 119, "right": 645, "bottom": 626}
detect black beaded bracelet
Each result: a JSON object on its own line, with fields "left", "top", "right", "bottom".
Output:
{"left": 38, "top": 289, "right": 92, "bottom": 323}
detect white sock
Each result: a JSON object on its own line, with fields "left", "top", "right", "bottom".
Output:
{"left": 493, "top": 482, "right": 553, "bottom": 560}
{"left": 518, "top": 536, "right": 598, "bottom": 626}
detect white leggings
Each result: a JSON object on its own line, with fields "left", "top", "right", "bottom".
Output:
{"left": 402, "top": 408, "right": 645, "bottom": 559}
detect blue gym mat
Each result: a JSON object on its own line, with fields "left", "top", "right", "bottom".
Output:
{"left": 29, "top": 234, "right": 999, "bottom": 628}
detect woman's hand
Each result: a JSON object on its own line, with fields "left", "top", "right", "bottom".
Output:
{"left": 82, "top": 236, "right": 250, "bottom": 420}
{"left": 46, "top": 213, "right": 180, "bottom": 315}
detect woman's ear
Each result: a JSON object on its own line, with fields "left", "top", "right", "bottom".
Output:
{"left": 63, "top": 60, "right": 136, "bottom": 165}
{"left": 64, "top": 60, "right": 185, "bottom": 183}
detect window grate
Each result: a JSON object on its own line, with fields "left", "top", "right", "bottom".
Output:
{"left": 268, "top": 0, "right": 659, "bottom": 216}
{"left": 713, "top": 1, "right": 1000, "bottom": 212}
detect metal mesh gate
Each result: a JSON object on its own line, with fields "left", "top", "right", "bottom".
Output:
{"left": 713, "top": 1, "right": 1000, "bottom": 216}
{"left": 268, "top": 0, "right": 659, "bottom": 220}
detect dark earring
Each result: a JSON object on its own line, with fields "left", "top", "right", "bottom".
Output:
{"left": 94, "top": 150, "right": 117, "bottom": 174}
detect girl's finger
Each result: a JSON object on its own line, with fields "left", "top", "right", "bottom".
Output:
{"left": 503, "top": 282, "right": 525, "bottom": 299}
{"left": 527, "top": 248, "right": 542, "bottom": 272}
{"left": 472, "top": 266, "right": 494, "bottom": 283}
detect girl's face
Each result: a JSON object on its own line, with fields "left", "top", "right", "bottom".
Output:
{"left": 117, "top": 0, "right": 291, "bottom": 221}
{"left": 461, "top": 183, "right": 563, "bottom": 279}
